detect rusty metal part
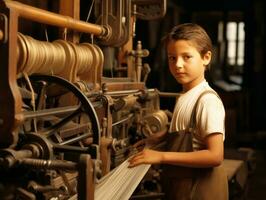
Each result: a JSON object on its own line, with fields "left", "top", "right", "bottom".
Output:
{"left": 129, "top": 41, "right": 149, "bottom": 82}
{"left": 27, "top": 180, "right": 67, "bottom": 193}
{"left": 142, "top": 63, "right": 151, "bottom": 83}
{"left": 111, "top": 138, "right": 128, "bottom": 151}
{"left": 94, "top": 94, "right": 113, "bottom": 175}
{"left": 95, "top": 0, "right": 131, "bottom": 46}
{"left": 19, "top": 158, "right": 78, "bottom": 171}
{"left": 112, "top": 95, "right": 138, "bottom": 111}
{"left": 0, "top": 148, "right": 33, "bottom": 168}
{"left": 142, "top": 110, "right": 168, "bottom": 137}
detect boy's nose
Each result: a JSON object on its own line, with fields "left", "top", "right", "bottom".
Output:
{"left": 175, "top": 59, "right": 183, "bottom": 69}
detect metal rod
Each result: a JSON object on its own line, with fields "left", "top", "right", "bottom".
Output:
{"left": 104, "top": 89, "right": 141, "bottom": 96}
{"left": 22, "top": 105, "right": 79, "bottom": 119}
{"left": 59, "top": 132, "right": 93, "bottom": 145}
{"left": 22, "top": 101, "right": 101, "bottom": 120}
{"left": 146, "top": 88, "right": 180, "bottom": 97}
{"left": 4, "top": 0, "right": 107, "bottom": 36}
{"left": 53, "top": 143, "right": 89, "bottom": 154}
{"left": 44, "top": 107, "right": 82, "bottom": 136}
{"left": 19, "top": 158, "right": 78, "bottom": 170}
{"left": 158, "top": 91, "right": 181, "bottom": 98}
{"left": 112, "top": 113, "right": 134, "bottom": 126}
{"left": 131, "top": 193, "right": 165, "bottom": 199}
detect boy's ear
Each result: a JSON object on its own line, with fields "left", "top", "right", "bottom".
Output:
{"left": 203, "top": 51, "right": 212, "bottom": 66}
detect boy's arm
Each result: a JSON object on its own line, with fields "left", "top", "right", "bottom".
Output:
{"left": 161, "top": 133, "right": 224, "bottom": 167}
{"left": 129, "top": 133, "right": 224, "bottom": 168}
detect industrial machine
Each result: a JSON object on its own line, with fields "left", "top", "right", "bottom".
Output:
{"left": 0, "top": 0, "right": 172, "bottom": 199}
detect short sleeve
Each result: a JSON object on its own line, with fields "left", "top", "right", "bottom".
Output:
{"left": 195, "top": 93, "right": 225, "bottom": 139}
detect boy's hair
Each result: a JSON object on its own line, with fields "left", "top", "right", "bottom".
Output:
{"left": 163, "top": 23, "right": 213, "bottom": 59}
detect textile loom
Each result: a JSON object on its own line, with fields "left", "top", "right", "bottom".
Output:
{"left": 0, "top": 0, "right": 170, "bottom": 199}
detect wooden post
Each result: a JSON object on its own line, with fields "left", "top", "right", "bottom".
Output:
{"left": 0, "top": 2, "right": 22, "bottom": 148}
{"left": 59, "top": 0, "right": 80, "bottom": 43}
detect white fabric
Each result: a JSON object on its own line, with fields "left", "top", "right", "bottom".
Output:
{"left": 169, "top": 80, "right": 225, "bottom": 150}
{"left": 95, "top": 158, "right": 151, "bottom": 200}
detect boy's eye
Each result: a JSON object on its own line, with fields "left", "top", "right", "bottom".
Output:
{"left": 168, "top": 56, "right": 176, "bottom": 62}
{"left": 184, "top": 55, "right": 192, "bottom": 60}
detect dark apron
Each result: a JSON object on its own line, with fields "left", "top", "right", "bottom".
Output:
{"left": 161, "top": 90, "right": 228, "bottom": 200}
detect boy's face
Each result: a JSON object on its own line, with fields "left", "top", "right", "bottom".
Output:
{"left": 167, "top": 39, "right": 211, "bottom": 91}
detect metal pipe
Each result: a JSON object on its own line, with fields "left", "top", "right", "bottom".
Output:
{"left": 59, "top": 132, "right": 93, "bottom": 146}
{"left": 53, "top": 143, "right": 90, "bottom": 154}
{"left": 22, "top": 105, "right": 80, "bottom": 119}
{"left": 22, "top": 101, "right": 102, "bottom": 120}
{"left": 4, "top": 0, "right": 107, "bottom": 37}
{"left": 146, "top": 88, "right": 180, "bottom": 98}
{"left": 158, "top": 91, "right": 181, "bottom": 98}
{"left": 112, "top": 113, "right": 134, "bottom": 127}
{"left": 104, "top": 89, "right": 141, "bottom": 96}
{"left": 19, "top": 158, "right": 78, "bottom": 170}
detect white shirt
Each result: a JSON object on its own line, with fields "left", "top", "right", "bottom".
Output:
{"left": 169, "top": 80, "right": 225, "bottom": 151}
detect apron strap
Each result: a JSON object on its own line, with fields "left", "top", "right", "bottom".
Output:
{"left": 188, "top": 90, "right": 221, "bottom": 130}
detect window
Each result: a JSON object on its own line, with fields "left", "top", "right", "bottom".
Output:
{"left": 227, "top": 22, "right": 245, "bottom": 66}
{"left": 218, "top": 21, "right": 245, "bottom": 69}
{"left": 216, "top": 19, "right": 245, "bottom": 90}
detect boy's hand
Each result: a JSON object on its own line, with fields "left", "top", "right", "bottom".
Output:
{"left": 128, "top": 149, "right": 163, "bottom": 167}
